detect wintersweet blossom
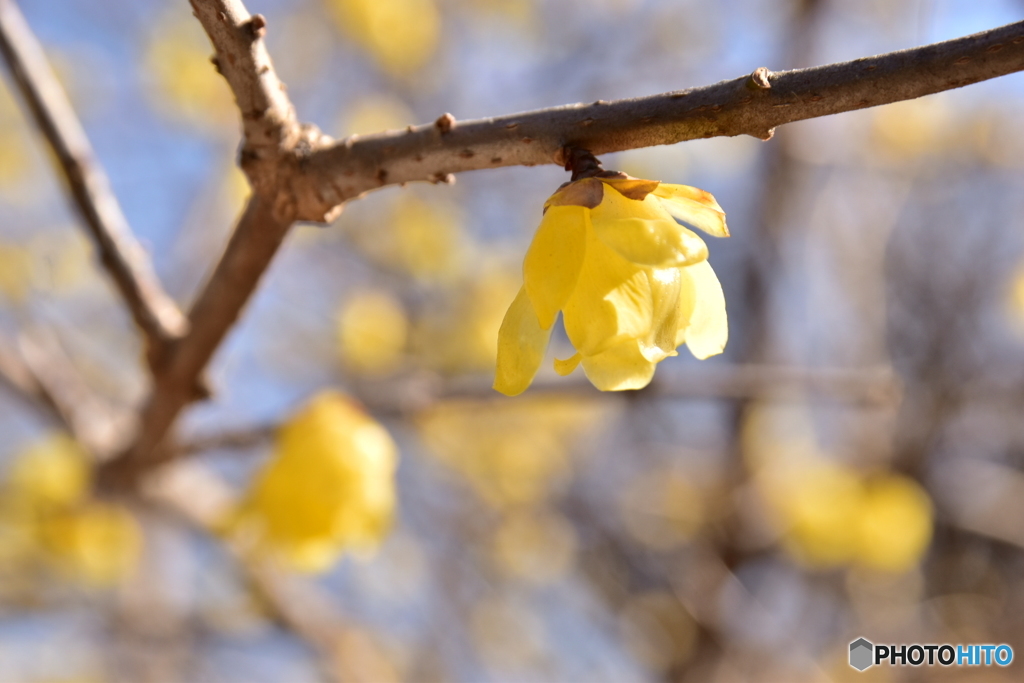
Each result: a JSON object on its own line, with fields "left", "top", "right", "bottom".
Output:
{"left": 228, "top": 391, "right": 398, "bottom": 572}
{"left": 495, "top": 173, "right": 729, "bottom": 395}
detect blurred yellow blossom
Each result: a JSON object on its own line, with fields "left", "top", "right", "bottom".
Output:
{"left": 392, "top": 195, "right": 465, "bottom": 281}
{"left": 1, "top": 433, "right": 141, "bottom": 587}
{"left": 495, "top": 172, "right": 728, "bottom": 395}
{"left": 8, "top": 434, "right": 90, "bottom": 510}
{"left": 29, "top": 231, "right": 96, "bottom": 295}
{"left": 228, "top": 391, "right": 398, "bottom": 572}
{"left": 418, "top": 396, "right": 610, "bottom": 507}
{"left": 412, "top": 267, "right": 520, "bottom": 372}
{"left": 0, "top": 243, "right": 34, "bottom": 303}
{"left": 340, "top": 94, "right": 415, "bottom": 137}
{"left": 347, "top": 194, "right": 467, "bottom": 281}
{"left": 1007, "top": 261, "right": 1024, "bottom": 333}
{"left": 38, "top": 503, "right": 142, "bottom": 586}
{"left": 144, "top": 8, "right": 235, "bottom": 132}
{"left": 0, "top": 83, "right": 32, "bottom": 189}
{"left": 774, "top": 461, "right": 865, "bottom": 568}
{"left": 870, "top": 98, "right": 952, "bottom": 163}
{"left": 337, "top": 289, "right": 408, "bottom": 375}
{"left": 743, "top": 402, "right": 933, "bottom": 573}
{"left": 857, "top": 476, "right": 933, "bottom": 572}
{"left": 325, "top": 0, "right": 440, "bottom": 76}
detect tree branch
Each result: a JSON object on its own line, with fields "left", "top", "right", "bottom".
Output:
{"left": 296, "top": 19, "right": 1024, "bottom": 216}
{"left": 186, "top": 0, "right": 332, "bottom": 222}
{"left": 101, "top": 194, "right": 291, "bottom": 484}
{"left": 0, "top": 0, "right": 188, "bottom": 366}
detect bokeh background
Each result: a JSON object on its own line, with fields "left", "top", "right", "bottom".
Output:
{"left": 3, "top": 0, "right": 1024, "bottom": 681}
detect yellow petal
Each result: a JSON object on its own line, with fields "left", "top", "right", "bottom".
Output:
{"left": 652, "top": 184, "right": 729, "bottom": 238}
{"left": 523, "top": 205, "right": 587, "bottom": 329}
{"left": 562, "top": 226, "right": 652, "bottom": 356}
{"left": 642, "top": 267, "right": 683, "bottom": 362}
{"left": 580, "top": 339, "right": 657, "bottom": 391}
{"left": 494, "top": 287, "right": 552, "bottom": 396}
{"left": 554, "top": 352, "right": 582, "bottom": 376}
{"left": 590, "top": 183, "right": 708, "bottom": 268}
{"left": 676, "top": 260, "right": 727, "bottom": 359}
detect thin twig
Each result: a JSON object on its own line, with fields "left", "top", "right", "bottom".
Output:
{"left": 0, "top": 329, "right": 129, "bottom": 457}
{"left": 176, "top": 423, "right": 276, "bottom": 456}
{"left": 0, "top": 331, "right": 68, "bottom": 429}
{"left": 0, "top": 0, "right": 188, "bottom": 367}
{"left": 355, "top": 364, "right": 902, "bottom": 415}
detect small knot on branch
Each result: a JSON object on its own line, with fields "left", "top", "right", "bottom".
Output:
{"left": 247, "top": 14, "right": 267, "bottom": 39}
{"left": 563, "top": 147, "right": 605, "bottom": 181}
{"left": 748, "top": 66, "right": 773, "bottom": 90}
{"left": 429, "top": 172, "right": 455, "bottom": 185}
{"left": 435, "top": 113, "right": 456, "bottom": 134}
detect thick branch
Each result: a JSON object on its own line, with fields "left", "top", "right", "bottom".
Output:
{"left": 100, "top": 195, "right": 291, "bottom": 484}
{"left": 0, "top": 0, "right": 188, "bottom": 363}
{"left": 298, "top": 19, "right": 1024, "bottom": 214}
{"left": 187, "top": 0, "right": 332, "bottom": 222}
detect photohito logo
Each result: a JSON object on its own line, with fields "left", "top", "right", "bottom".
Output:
{"left": 849, "top": 638, "right": 1013, "bottom": 671}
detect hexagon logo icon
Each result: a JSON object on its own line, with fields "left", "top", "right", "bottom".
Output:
{"left": 849, "top": 638, "right": 874, "bottom": 671}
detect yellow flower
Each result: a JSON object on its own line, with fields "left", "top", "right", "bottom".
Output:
{"left": 495, "top": 174, "right": 728, "bottom": 395}
{"left": 8, "top": 433, "right": 90, "bottom": 510}
{"left": 336, "top": 289, "right": 408, "bottom": 375}
{"left": 2, "top": 433, "right": 142, "bottom": 586}
{"left": 229, "top": 391, "right": 398, "bottom": 572}
{"left": 856, "top": 475, "right": 933, "bottom": 573}
{"left": 38, "top": 502, "right": 142, "bottom": 586}
{"left": 325, "top": 0, "right": 440, "bottom": 76}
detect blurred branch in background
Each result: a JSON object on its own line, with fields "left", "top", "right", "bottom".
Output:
{"left": 172, "top": 363, "right": 898, "bottom": 458}
{"left": 0, "top": 329, "right": 124, "bottom": 455}
{"left": 0, "top": 0, "right": 188, "bottom": 366}
{"left": 147, "top": 463, "right": 398, "bottom": 683}
{"left": 356, "top": 363, "right": 901, "bottom": 415}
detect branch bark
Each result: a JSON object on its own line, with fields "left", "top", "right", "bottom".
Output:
{"left": 296, "top": 19, "right": 1024, "bottom": 217}
{"left": 100, "top": 5, "right": 1024, "bottom": 482}
{"left": 101, "top": 194, "right": 291, "bottom": 484}
{"left": 0, "top": 0, "right": 188, "bottom": 365}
